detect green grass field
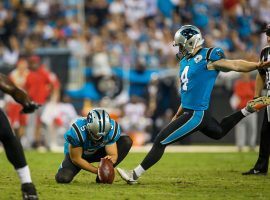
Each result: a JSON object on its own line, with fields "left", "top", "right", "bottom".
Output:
{"left": 0, "top": 151, "right": 270, "bottom": 200}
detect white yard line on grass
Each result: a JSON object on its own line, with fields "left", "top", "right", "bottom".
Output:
{"left": 0, "top": 145, "right": 258, "bottom": 153}
{"left": 131, "top": 144, "right": 258, "bottom": 153}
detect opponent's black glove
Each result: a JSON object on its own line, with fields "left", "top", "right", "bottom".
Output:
{"left": 22, "top": 101, "right": 41, "bottom": 113}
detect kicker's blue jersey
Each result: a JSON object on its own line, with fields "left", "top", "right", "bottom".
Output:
{"left": 64, "top": 117, "right": 121, "bottom": 157}
{"left": 179, "top": 47, "right": 225, "bottom": 110}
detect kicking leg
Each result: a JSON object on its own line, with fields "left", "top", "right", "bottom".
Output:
{"left": 201, "top": 96, "right": 270, "bottom": 140}
{"left": 201, "top": 109, "right": 245, "bottom": 140}
{"left": 117, "top": 110, "right": 204, "bottom": 184}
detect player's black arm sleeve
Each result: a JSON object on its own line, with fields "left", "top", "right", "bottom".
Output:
{"left": 0, "top": 73, "right": 32, "bottom": 107}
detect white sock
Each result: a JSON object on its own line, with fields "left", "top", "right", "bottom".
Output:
{"left": 134, "top": 165, "right": 145, "bottom": 178}
{"left": 16, "top": 165, "right": 32, "bottom": 184}
{"left": 241, "top": 108, "right": 252, "bottom": 116}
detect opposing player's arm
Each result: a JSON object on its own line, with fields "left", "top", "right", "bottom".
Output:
{"left": 69, "top": 145, "right": 98, "bottom": 174}
{"left": 254, "top": 71, "right": 266, "bottom": 98}
{"left": 104, "top": 143, "right": 118, "bottom": 164}
{"left": 0, "top": 73, "right": 30, "bottom": 105}
{"left": 0, "top": 73, "right": 39, "bottom": 113}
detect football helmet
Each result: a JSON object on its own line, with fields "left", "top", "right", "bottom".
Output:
{"left": 173, "top": 25, "right": 204, "bottom": 58}
{"left": 86, "top": 108, "right": 111, "bottom": 141}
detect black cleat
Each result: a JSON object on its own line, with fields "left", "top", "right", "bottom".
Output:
{"left": 242, "top": 169, "right": 267, "bottom": 176}
{"left": 21, "top": 183, "right": 38, "bottom": 200}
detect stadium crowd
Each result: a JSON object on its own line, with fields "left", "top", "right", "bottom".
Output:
{"left": 0, "top": 0, "right": 269, "bottom": 68}
{"left": 0, "top": 0, "right": 269, "bottom": 150}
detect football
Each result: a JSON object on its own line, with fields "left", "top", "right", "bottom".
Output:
{"left": 98, "top": 158, "right": 115, "bottom": 184}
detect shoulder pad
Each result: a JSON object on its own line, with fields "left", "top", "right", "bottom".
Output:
{"left": 64, "top": 128, "right": 82, "bottom": 147}
{"left": 107, "top": 120, "right": 121, "bottom": 144}
{"left": 206, "top": 47, "right": 225, "bottom": 62}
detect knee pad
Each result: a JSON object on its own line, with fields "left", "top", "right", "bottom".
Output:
{"left": 55, "top": 169, "right": 74, "bottom": 184}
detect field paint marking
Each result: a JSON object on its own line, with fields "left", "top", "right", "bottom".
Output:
{"left": 0, "top": 145, "right": 258, "bottom": 153}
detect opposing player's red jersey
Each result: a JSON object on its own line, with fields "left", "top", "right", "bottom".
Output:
{"left": 6, "top": 68, "right": 29, "bottom": 128}
{"left": 233, "top": 80, "right": 255, "bottom": 109}
{"left": 25, "top": 65, "right": 54, "bottom": 104}
{"left": 49, "top": 72, "right": 61, "bottom": 91}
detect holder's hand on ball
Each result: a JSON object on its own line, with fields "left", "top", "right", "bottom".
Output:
{"left": 103, "top": 155, "right": 113, "bottom": 162}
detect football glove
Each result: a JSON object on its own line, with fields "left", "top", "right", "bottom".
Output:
{"left": 22, "top": 101, "right": 41, "bottom": 113}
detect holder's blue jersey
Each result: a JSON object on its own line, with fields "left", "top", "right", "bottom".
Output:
{"left": 64, "top": 117, "right": 121, "bottom": 157}
{"left": 179, "top": 47, "right": 225, "bottom": 110}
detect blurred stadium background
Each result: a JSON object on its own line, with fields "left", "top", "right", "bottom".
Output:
{"left": 0, "top": 0, "right": 269, "bottom": 152}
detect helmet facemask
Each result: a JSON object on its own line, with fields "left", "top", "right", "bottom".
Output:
{"left": 174, "top": 41, "right": 188, "bottom": 60}
{"left": 86, "top": 124, "right": 103, "bottom": 142}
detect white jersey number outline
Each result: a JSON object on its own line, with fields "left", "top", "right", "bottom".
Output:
{"left": 181, "top": 66, "right": 189, "bottom": 91}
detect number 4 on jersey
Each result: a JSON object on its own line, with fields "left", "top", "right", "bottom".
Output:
{"left": 181, "top": 66, "right": 189, "bottom": 91}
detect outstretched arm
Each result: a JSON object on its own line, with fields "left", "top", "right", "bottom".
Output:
{"left": 208, "top": 59, "right": 256, "bottom": 72}
{"left": 208, "top": 59, "right": 270, "bottom": 72}
{"left": 0, "top": 73, "right": 39, "bottom": 113}
{"left": 203, "top": 47, "right": 270, "bottom": 72}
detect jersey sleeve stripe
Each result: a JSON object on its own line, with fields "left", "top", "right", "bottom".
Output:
{"left": 111, "top": 122, "right": 119, "bottom": 141}
{"left": 206, "top": 47, "right": 214, "bottom": 62}
{"left": 72, "top": 123, "right": 84, "bottom": 144}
